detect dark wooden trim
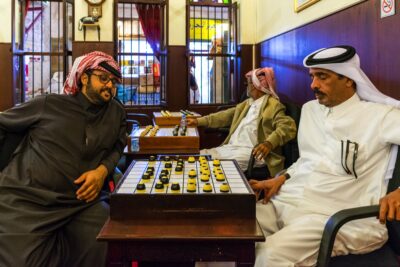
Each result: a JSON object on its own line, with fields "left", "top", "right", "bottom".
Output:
{"left": 167, "top": 45, "right": 188, "bottom": 110}
{"left": 0, "top": 43, "right": 13, "bottom": 111}
{"left": 257, "top": 0, "right": 400, "bottom": 105}
{"left": 254, "top": 43, "right": 260, "bottom": 70}
{"left": 72, "top": 41, "right": 115, "bottom": 61}
{"left": 237, "top": 44, "right": 252, "bottom": 101}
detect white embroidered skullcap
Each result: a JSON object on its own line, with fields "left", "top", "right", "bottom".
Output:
{"left": 304, "top": 45, "right": 400, "bottom": 180}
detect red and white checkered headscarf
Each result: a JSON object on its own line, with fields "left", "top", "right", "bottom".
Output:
{"left": 64, "top": 51, "right": 121, "bottom": 95}
{"left": 245, "top": 67, "right": 278, "bottom": 99}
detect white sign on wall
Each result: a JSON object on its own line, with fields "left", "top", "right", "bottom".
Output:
{"left": 381, "top": 0, "right": 395, "bottom": 18}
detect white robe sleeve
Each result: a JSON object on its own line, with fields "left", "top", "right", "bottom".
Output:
{"left": 379, "top": 107, "right": 400, "bottom": 180}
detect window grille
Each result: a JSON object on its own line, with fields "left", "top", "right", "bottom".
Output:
{"left": 11, "top": 0, "right": 73, "bottom": 105}
{"left": 115, "top": 0, "right": 168, "bottom": 106}
{"left": 187, "top": 0, "right": 237, "bottom": 105}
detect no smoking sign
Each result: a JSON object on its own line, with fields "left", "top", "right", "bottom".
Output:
{"left": 381, "top": 0, "right": 395, "bottom": 18}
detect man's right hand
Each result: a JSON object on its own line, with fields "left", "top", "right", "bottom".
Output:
{"left": 186, "top": 117, "right": 198, "bottom": 126}
{"left": 249, "top": 175, "right": 286, "bottom": 204}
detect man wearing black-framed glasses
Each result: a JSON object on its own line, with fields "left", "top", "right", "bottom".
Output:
{"left": 250, "top": 45, "right": 400, "bottom": 267}
{"left": 0, "top": 51, "right": 126, "bottom": 266}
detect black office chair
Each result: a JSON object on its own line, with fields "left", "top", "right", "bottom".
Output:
{"left": 203, "top": 104, "right": 236, "bottom": 139}
{"left": 316, "top": 146, "right": 400, "bottom": 267}
{"left": 126, "top": 112, "right": 152, "bottom": 126}
{"left": 246, "top": 101, "right": 301, "bottom": 180}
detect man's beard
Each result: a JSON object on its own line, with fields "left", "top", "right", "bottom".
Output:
{"left": 246, "top": 87, "right": 252, "bottom": 97}
{"left": 86, "top": 82, "right": 112, "bottom": 106}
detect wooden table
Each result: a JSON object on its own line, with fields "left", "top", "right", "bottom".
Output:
{"left": 98, "top": 218, "right": 265, "bottom": 267}
{"left": 153, "top": 111, "right": 202, "bottom": 126}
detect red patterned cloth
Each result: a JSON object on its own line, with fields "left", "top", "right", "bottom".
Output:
{"left": 245, "top": 67, "right": 278, "bottom": 99}
{"left": 64, "top": 51, "right": 121, "bottom": 95}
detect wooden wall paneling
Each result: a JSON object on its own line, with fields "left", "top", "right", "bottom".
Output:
{"left": 259, "top": 0, "right": 400, "bottom": 106}
{"left": 166, "top": 46, "right": 188, "bottom": 111}
{"left": 0, "top": 43, "right": 14, "bottom": 111}
{"left": 237, "top": 44, "right": 253, "bottom": 101}
{"left": 254, "top": 43, "right": 260, "bottom": 72}
{"left": 72, "top": 42, "right": 115, "bottom": 61}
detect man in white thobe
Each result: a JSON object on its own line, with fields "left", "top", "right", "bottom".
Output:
{"left": 250, "top": 45, "right": 400, "bottom": 267}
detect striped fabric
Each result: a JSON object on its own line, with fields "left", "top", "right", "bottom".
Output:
{"left": 64, "top": 51, "right": 121, "bottom": 95}
{"left": 246, "top": 67, "right": 279, "bottom": 99}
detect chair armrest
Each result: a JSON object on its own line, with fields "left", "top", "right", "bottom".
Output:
{"left": 316, "top": 205, "right": 379, "bottom": 267}
{"left": 247, "top": 153, "right": 256, "bottom": 178}
{"left": 126, "top": 113, "right": 152, "bottom": 125}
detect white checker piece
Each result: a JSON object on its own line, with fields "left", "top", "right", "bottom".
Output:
{"left": 117, "top": 160, "right": 250, "bottom": 194}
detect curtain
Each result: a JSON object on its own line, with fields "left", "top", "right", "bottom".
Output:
{"left": 25, "top": 1, "right": 30, "bottom": 16}
{"left": 136, "top": 4, "right": 161, "bottom": 57}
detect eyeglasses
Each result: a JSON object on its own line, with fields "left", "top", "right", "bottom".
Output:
{"left": 341, "top": 140, "right": 359, "bottom": 178}
{"left": 90, "top": 73, "right": 119, "bottom": 86}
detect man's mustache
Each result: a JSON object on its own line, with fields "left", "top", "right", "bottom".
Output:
{"left": 313, "top": 88, "right": 325, "bottom": 96}
{"left": 100, "top": 87, "right": 112, "bottom": 94}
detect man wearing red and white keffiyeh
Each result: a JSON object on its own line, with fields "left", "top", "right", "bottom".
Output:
{"left": 0, "top": 51, "right": 126, "bottom": 267}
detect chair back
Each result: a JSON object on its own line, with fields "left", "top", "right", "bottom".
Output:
{"left": 246, "top": 101, "right": 301, "bottom": 178}
{"left": 281, "top": 101, "right": 301, "bottom": 168}
{"left": 0, "top": 132, "right": 26, "bottom": 171}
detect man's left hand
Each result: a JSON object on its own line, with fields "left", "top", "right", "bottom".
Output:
{"left": 253, "top": 142, "right": 272, "bottom": 161}
{"left": 249, "top": 175, "right": 286, "bottom": 204}
{"left": 74, "top": 165, "right": 108, "bottom": 203}
{"left": 379, "top": 188, "right": 400, "bottom": 224}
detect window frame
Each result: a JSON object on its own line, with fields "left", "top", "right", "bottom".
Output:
{"left": 11, "top": 0, "right": 74, "bottom": 105}
{"left": 186, "top": 0, "right": 238, "bottom": 106}
{"left": 113, "top": 0, "right": 169, "bottom": 107}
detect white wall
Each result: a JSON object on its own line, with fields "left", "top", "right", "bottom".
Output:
{"left": 169, "top": 0, "right": 186, "bottom": 45}
{"left": 74, "top": 0, "right": 187, "bottom": 44}
{"left": 255, "top": 0, "right": 365, "bottom": 43}
{"left": 0, "top": 1, "right": 365, "bottom": 45}
{"left": 75, "top": 0, "right": 115, "bottom": 41}
{"left": 0, "top": 0, "right": 12, "bottom": 42}
{"left": 235, "top": 0, "right": 256, "bottom": 45}
{"left": 0, "top": 0, "right": 259, "bottom": 45}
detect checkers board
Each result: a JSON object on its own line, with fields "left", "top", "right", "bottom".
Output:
{"left": 153, "top": 111, "right": 201, "bottom": 126}
{"left": 127, "top": 125, "right": 200, "bottom": 152}
{"left": 110, "top": 156, "right": 256, "bottom": 220}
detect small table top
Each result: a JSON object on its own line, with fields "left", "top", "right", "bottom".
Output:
{"left": 98, "top": 217, "right": 265, "bottom": 242}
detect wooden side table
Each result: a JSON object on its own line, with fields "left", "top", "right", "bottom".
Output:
{"left": 82, "top": 23, "right": 100, "bottom": 41}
